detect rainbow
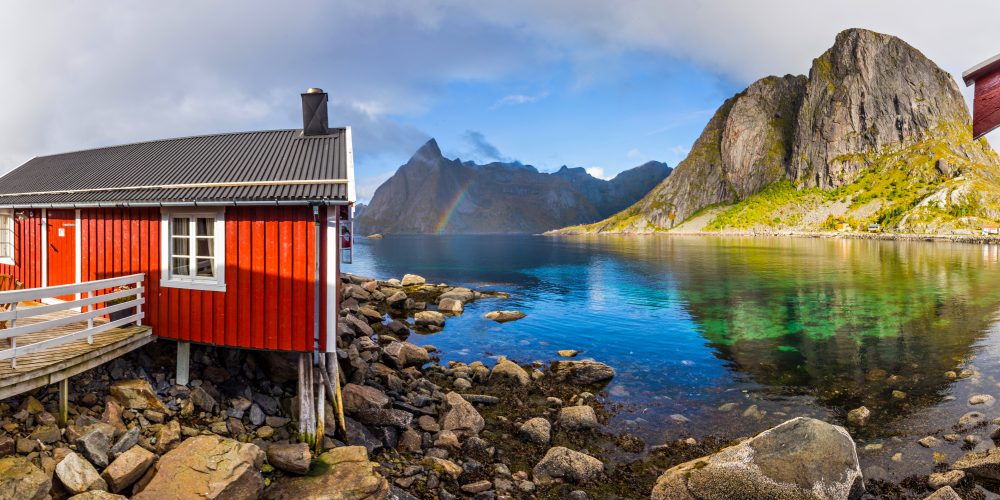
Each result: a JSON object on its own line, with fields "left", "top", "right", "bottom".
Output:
{"left": 434, "top": 181, "right": 471, "bottom": 234}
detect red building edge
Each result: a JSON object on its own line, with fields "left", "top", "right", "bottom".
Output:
{"left": 0, "top": 205, "right": 344, "bottom": 353}
{"left": 964, "top": 53, "right": 1000, "bottom": 140}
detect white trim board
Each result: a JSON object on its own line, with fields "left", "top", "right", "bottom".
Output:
{"left": 159, "top": 207, "right": 227, "bottom": 292}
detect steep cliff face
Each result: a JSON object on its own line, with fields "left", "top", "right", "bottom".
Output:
{"left": 791, "top": 29, "right": 981, "bottom": 188}
{"left": 570, "top": 75, "right": 806, "bottom": 232}
{"left": 356, "top": 139, "right": 671, "bottom": 234}
{"left": 563, "top": 28, "right": 1000, "bottom": 234}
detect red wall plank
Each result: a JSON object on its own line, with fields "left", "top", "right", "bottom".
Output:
{"left": 974, "top": 70, "right": 1000, "bottom": 139}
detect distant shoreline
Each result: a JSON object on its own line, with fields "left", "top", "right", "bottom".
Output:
{"left": 546, "top": 230, "right": 1000, "bottom": 244}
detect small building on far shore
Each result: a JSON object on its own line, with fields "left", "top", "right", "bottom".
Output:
{"left": 982, "top": 225, "right": 998, "bottom": 236}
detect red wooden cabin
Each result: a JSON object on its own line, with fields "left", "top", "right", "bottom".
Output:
{"left": 964, "top": 54, "right": 1000, "bottom": 139}
{"left": 0, "top": 89, "right": 353, "bottom": 388}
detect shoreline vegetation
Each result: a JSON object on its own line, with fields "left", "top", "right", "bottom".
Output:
{"left": 1, "top": 270, "right": 991, "bottom": 499}
{"left": 546, "top": 228, "right": 1000, "bottom": 245}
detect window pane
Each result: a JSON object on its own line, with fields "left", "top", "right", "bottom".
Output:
{"left": 171, "top": 257, "right": 189, "bottom": 276}
{"left": 196, "top": 237, "right": 214, "bottom": 257}
{"left": 196, "top": 258, "right": 214, "bottom": 277}
{"left": 172, "top": 217, "right": 189, "bottom": 236}
{"left": 196, "top": 218, "right": 213, "bottom": 236}
{"left": 0, "top": 214, "right": 10, "bottom": 258}
{"left": 172, "top": 237, "right": 189, "bottom": 256}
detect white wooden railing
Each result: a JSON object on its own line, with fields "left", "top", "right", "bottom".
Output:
{"left": 0, "top": 273, "right": 145, "bottom": 368}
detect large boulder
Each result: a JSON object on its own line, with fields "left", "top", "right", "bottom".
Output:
{"left": 440, "top": 391, "right": 485, "bottom": 437}
{"left": 263, "top": 446, "right": 389, "bottom": 499}
{"left": 651, "top": 417, "right": 863, "bottom": 500}
{"left": 437, "top": 298, "right": 464, "bottom": 313}
{"left": 439, "top": 287, "right": 474, "bottom": 303}
{"left": 532, "top": 447, "right": 603, "bottom": 485}
{"left": 382, "top": 341, "right": 431, "bottom": 369}
{"left": 519, "top": 417, "right": 552, "bottom": 445}
{"left": 133, "top": 435, "right": 265, "bottom": 500}
{"left": 489, "top": 358, "right": 531, "bottom": 387}
{"left": 109, "top": 379, "right": 169, "bottom": 413}
{"left": 0, "top": 456, "right": 52, "bottom": 500}
{"left": 549, "top": 360, "right": 616, "bottom": 385}
{"left": 101, "top": 445, "right": 155, "bottom": 493}
{"left": 557, "top": 406, "right": 599, "bottom": 430}
{"left": 56, "top": 452, "right": 108, "bottom": 494}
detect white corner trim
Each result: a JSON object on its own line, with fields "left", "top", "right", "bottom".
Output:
{"left": 159, "top": 207, "right": 226, "bottom": 292}
{"left": 74, "top": 209, "right": 82, "bottom": 301}
{"left": 344, "top": 126, "right": 356, "bottom": 203}
{"left": 325, "top": 207, "right": 337, "bottom": 352}
{"left": 0, "top": 257, "right": 14, "bottom": 266}
{"left": 40, "top": 209, "right": 47, "bottom": 287}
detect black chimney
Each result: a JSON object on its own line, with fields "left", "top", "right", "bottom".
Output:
{"left": 301, "top": 88, "right": 329, "bottom": 136}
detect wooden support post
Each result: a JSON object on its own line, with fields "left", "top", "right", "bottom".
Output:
{"left": 315, "top": 366, "right": 324, "bottom": 454}
{"left": 297, "top": 353, "right": 316, "bottom": 445}
{"left": 176, "top": 341, "right": 191, "bottom": 386}
{"left": 58, "top": 377, "right": 69, "bottom": 427}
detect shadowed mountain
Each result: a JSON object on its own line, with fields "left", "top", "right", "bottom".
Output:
{"left": 357, "top": 139, "right": 671, "bottom": 234}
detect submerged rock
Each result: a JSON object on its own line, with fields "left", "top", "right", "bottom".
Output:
{"left": 952, "top": 446, "right": 1000, "bottom": 480}
{"left": 484, "top": 310, "right": 525, "bottom": 323}
{"left": 847, "top": 406, "right": 870, "bottom": 427}
{"left": 133, "top": 436, "right": 265, "bottom": 500}
{"left": 549, "top": 361, "right": 616, "bottom": 385}
{"left": 651, "top": 417, "right": 863, "bottom": 500}
{"left": 414, "top": 310, "right": 445, "bottom": 327}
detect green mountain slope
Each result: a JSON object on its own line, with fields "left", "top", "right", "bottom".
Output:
{"left": 555, "top": 28, "right": 1000, "bottom": 235}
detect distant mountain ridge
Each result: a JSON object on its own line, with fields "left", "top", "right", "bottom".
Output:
{"left": 356, "top": 139, "right": 671, "bottom": 234}
{"left": 558, "top": 28, "right": 1000, "bottom": 234}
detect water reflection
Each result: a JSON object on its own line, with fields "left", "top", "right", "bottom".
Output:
{"left": 346, "top": 235, "right": 1000, "bottom": 438}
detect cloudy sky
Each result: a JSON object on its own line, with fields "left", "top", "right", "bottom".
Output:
{"left": 2, "top": 1, "right": 999, "bottom": 202}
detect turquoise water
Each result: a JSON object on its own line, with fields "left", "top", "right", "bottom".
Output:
{"left": 345, "top": 234, "right": 1000, "bottom": 477}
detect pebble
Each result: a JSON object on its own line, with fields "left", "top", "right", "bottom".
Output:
{"left": 918, "top": 436, "right": 940, "bottom": 448}
{"left": 891, "top": 390, "right": 906, "bottom": 400}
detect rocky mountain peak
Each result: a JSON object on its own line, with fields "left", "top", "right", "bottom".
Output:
{"left": 412, "top": 138, "right": 443, "bottom": 162}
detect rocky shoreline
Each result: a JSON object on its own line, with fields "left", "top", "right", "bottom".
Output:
{"left": 550, "top": 229, "right": 1000, "bottom": 246}
{"left": 0, "top": 272, "right": 996, "bottom": 499}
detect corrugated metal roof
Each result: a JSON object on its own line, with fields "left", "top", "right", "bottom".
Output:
{"left": 0, "top": 129, "right": 351, "bottom": 207}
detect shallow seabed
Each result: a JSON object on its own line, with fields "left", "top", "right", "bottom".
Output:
{"left": 346, "top": 234, "right": 1000, "bottom": 485}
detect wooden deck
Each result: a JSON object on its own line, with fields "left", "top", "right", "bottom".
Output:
{"left": 0, "top": 304, "right": 153, "bottom": 399}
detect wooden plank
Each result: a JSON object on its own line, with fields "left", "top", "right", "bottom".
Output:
{"left": 0, "top": 286, "right": 144, "bottom": 322}
{"left": 0, "top": 309, "right": 144, "bottom": 360}
{"left": 251, "top": 209, "right": 265, "bottom": 348}
{"left": 279, "top": 217, "right": 293, "bottom": 351}
{"left": 0, "top": 329, "right": 154, "bottom": 399}
{"left": 0, "top": 325, "right": 151, "bottom": 383}
{"left": 0, "top": 274, "right": 144, "bottom": 304}
{"left": 292, "top": 214, "right": 307, "bottom": 352}
{"left": 225, "top": 210, "right": 238, "bottom": 346}
{"left": 265, "top": 209, "right": 278, "bottom": 350}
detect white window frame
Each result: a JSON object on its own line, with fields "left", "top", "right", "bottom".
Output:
{"left": 160, "top": 208, "right": 226, "bottom": 292}
{"left": 0, "top": 209, "right": 15, "bottom": 266}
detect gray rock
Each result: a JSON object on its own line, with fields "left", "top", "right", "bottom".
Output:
{"left": 651, "top": 417, "right": 862, "bottom": 500}
{"left": 519, "top": 418, "right": 551, "bottom": 445}
{"left": 343, "top": 383, "right": 391, "bottom": 414}
{"left": 133, "top": 435, "right": 265, "bottom": 500}
{"left": 953, "top": 446, "right": 1000, "bottom": 480}
{"left": 76, "top": 427, "right": 111, "bottom": 469}
{"left": 927, "top": 470, "right": 965, "bottom": 489}
{"left": 249, "top": 404, "right": 265, "bottom": 426}
{"left": 109, "top": 427, "right": 139, "bottom": 458}
{"left": 266, "top": 442, "right": 312, "bottom": 475}
{"left": 441, "top": 391, "right": 485, "bottom": 437}
{"left": 532, "top": 447, "right": 603, "bottom": 485}
{"left": 382, "top": 341, "right": 431, "bottom": 369}
{"left": 353, "top": 408, "right": 414, "bottom": 428}
{"left": 401, "top": 274, "right": 426, "bottom": 286}
{"left": 437, "top": 298, "right": 464, "bottom": 313}
{"left": 56, "top": 452, "right": 107, "bottom": 494}
{"left": 190, "top": 385, "right": 217, "bottom": 412}
{"left": 558, "top": 406, "right": 599, "bottom": 430}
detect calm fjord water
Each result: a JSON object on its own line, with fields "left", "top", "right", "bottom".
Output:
{"left": 346, "top": 234, "right": 1000, "bottom": 476}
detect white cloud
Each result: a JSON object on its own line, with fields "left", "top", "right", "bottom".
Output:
{"left": 491, "top": 91, "right": 549, "bottom": 109}
{"left": 626, "top": 148, "right": 643, "bottom": 160}
{"left": 585, "top": 166, "right": 612, "bottom": 180}
{"left": 2, "top": 1, "right": 999, "bottom": 171}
